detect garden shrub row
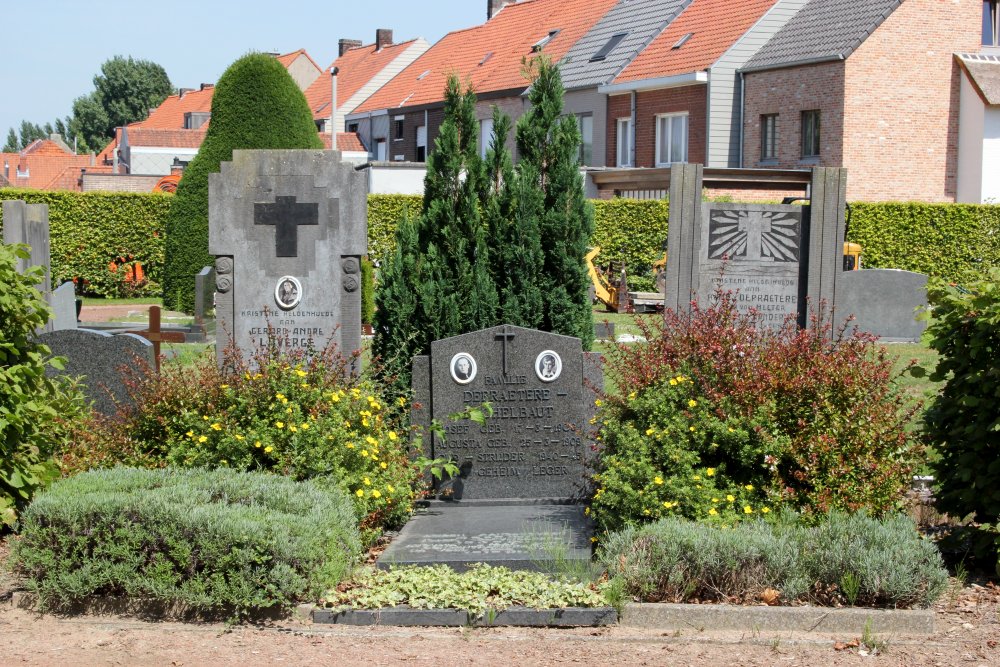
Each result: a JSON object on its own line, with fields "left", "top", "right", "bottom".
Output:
{"left": 5, "top": 188, "right": 996, "bottom": 300}
{"left": 12, "top": 467, "right": 361, "bottom": 614}
{"left": 599, "top": 511, "right": 949, "bottom": 609}
{"left": 0, "top": 188, "right": 170, "bottom": 298}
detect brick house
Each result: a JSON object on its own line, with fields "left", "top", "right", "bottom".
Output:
{"left": 347, "top": 0, "right": 619, "bottom": 164}
{"left": 740, "top": 0, "right": 983, "bottom": 202}
{"left": 955, "top": 1, "right": 1000, "bottom": 203}
{"left": 0, "top": 136, "right": 109, "bottom": 192}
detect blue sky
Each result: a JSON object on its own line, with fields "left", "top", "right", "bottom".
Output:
{"left": 1, "top": 0, "right": 486, "bottom": 146}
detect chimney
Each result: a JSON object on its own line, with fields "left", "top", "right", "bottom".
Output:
{"left": 339, "top": 38, "right": 362, "bottom": 56}
{"left": 178, "top": 87, "right": 194, "bottom": 98}
{"left": 200, "top": 83, "right": 213, "bottom": 91}
{"left": 376, "top": 29, "right": 393, "bottom": 50}
{"left": 488, "top": 0, "right": 514, "bottom": 19}
{"left": 170, "top": 158, "right": 184, "bottom": 176}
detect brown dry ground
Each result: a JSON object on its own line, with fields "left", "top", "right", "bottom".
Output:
{"left": 2, "top": 536, "right": 998, "bottom": 667}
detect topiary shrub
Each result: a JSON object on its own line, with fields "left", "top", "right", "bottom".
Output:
{"left": 925, "top": 269, "right": 1000, "bottom": 566}
{"left": 599, "top": 512, "right": 948, "bottom": 609}
{"left": 60, "top": 342, "right": 419, "bottom": 546}
{"left": 12, "top": 467, "right": 361, "bottom": 614}
{"left": 360, "top": 256, "right": 375, "bottom": 327}
{"left": 0, "top": 244, "right": 85, "bottom": 529}
{"left": 592, "top": 289, "right": 922, "bottom": 534}
{"left": 162, "top": 52, "right": 323, "bottom": 313}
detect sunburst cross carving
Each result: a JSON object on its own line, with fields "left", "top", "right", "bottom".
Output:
{"left": 707, "top": 209, "right": 800, "bottom": 263}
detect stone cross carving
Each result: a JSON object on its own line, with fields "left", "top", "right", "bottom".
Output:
{"left": 739, "top": 211, "right": 773, "bottom": 262}
{"left": 253, "top": 196, "right": 319, "bottom": 257}
{"left": 494, "top": 325, "right": 516, "bottom": 375}
{"left": 126, "top": 306, "right": 185, "bottom": 372}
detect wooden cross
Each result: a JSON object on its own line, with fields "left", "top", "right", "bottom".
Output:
{"left": 127, "top": 306, "right": 185, "bottom": 372}
{"left": 494, "top": 325, "right": 516, "bottom": 375}
{"left": 254, "top": 196, "right": 319, "bottom": 257}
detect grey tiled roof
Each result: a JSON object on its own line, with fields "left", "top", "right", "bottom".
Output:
{"left": 557, "top": 0, "right": 691, "bottom": 90}
{"left": 958, "top": 52, "right": 1000, "bottom": 106}
{"left": 741, "top": 0, "right": 901, "bottom": 73}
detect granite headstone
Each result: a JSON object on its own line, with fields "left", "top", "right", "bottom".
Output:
{"left": 835, "top": 269, "right": 928, "bottom": 342}
{"left": 208, "top": 150, "right": 367, "bottom": 369}
{"left": 40, "top": 329, "right": 154, "bottom": 417}
{"left": 50, "top": 281, "right": 78, "bottom": 331}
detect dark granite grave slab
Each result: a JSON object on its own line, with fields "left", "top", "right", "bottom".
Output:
{"left": 311, "top": 606, "right": 617, "bottom": 627}
{"left": 377, "top": 502, "right": 592, "bottom": 572}
{"left": 835, "top": 269, "right": 928, "bottom": 342}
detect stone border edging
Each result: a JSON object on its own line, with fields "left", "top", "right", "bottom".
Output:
{"left": 311, "top": 605, "right": 619, "bottom": 627}
{"left": 621, "top": 603, "right": 935, "bottom": 635}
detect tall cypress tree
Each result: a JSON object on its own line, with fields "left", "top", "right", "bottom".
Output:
{"left": 373, "top": 76, "right": 497, "bottom": 384}
{"left": 516, "top": 59, "right": 595, "bottom": 349}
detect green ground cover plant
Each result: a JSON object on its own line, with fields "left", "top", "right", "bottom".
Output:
{"left": 591, "top": 290, "right": 922, "bottom": 534}
{"left": 12, "top": 467, "right": 360, "bottom": 614}
{"left": 599, "top": 511, "right": 948, "bottom": 609}
{"left": 60, "top": 343, "right": 419, "bottom": 546}
{"left": 322, "top": 564, "right": 606, "bottom": 617}
{"left": 0, "top": 244, "right": 85, "bottom": 528}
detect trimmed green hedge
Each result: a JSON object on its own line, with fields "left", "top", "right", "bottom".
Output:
{"left": 3, "top": 189, "right": 999, "bottom": 293}
{"left": 13, "top": 467, "right": 361, "bottom": 615}
{"left": 0, "top": 188, "right": 170, "bottom": 297}
{"left": 847, "top": 202, "right": 1000, "bottom": 286}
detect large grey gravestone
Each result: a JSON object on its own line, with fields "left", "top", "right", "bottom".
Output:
{"left": 40, "top": 329, "right": 154, "bottom": 417}
{"left": 380, "top": 325, "right": 602, "bottom": 572}
{"left": 209, "top": 150, "right": 367, "bottom": 368}
{"left": 665, "top": 165, "right": 847, "bottom": 327}
{"left": 836, "top": 269, "right": 928, "bottom": 342}
{"left": 2, "top": 199, "right": 77, "bottom": 332}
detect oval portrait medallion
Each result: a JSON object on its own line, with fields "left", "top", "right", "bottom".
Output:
{"left": 275, "top": 275, "right": 302, "bottom": 311}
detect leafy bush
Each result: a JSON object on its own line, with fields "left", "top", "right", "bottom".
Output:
{"left": 366, "top": 194, "right": 420, "bottom": 267}
{"left": 163, "top": 52, "right": 323, "bottom": 313}
{"left": 361, "top": 256, "right": 375, "bottom": 326}
{"left": 12, "top": 467, "right": 360, "bottom": 614}
{"left": 60, "top": 344, "right": 419, "bottom": 545}
{"left": 925, "top": 270, "right": 1000, "bottom": 564}
{"left": 599, "top": 512, "right": 948, "bottom": 609}
{"left": 0, "top": 244, "right": 85, "bottom": 528}
{"left": 593, "top": 290, "right": 921, "bottom": 532}
{"left": 590, "top": 198, "right": 668, "bottom": 293}
{"left": 0, "top": 189, "right": 171, "bottom": 297}
{"left": 324, "top": 564, "right": 606, "bottom": 616}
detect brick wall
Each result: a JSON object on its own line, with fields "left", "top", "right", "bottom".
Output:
{"left": 743, "top": 0, "right": 981, "bottom": 202}
{"left": 842, "top": 0, "right": 980, "bottom": 202}
{"left": 633, "top": 85, "right": 708, "bottom": 168}
{"left": 742, "top": 61, "right": 846, "bottom": 171}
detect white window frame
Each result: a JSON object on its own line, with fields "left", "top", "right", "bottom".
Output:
{"left": 654, "top": 112, "right": 688, "bottom": 166}
{"left": 480, "top": 117, "right": 494, "bottom": 159}
{"left": 616, "top": 117, "right": 633, "bottom": 167}
{"left": 577, "top": 113, "right": 593, "bottom": 166}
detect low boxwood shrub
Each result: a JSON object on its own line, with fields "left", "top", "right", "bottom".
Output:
{"left": 592, "top": 289, "right": 922, "bottom": 534}
{"left": 599, "top": 511, "right": 948, "bottom": 609}
{"left": 60, "top": 344, "right": 420, "bottom": 546}
{"left": 12, "top": 467, "right": 361, "bottom": 614}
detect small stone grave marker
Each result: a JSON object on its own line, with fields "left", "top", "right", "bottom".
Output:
{"left": 208, "top": 150, "right": 367, "bottom": 369}
{"left": 40, "top": 329, "right": 154, "bottom": 417}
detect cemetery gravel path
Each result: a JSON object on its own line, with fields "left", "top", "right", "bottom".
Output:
{"left": 2, "top": 538, "right": 998, "bottom": 666}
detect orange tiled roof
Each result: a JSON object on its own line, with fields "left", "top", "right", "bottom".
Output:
{"left": 125, "top": 127, "right": 207, "bottom": 148}
{"left": 318, "top": 132, "right": 367, "bottom": 151}
{"left": 354, "top": 0, "right": 618, "bottom": 113}
{"left": 304, "top": 39, "right": 421, "bottom": 120}
{"left": 276, "top": 48, "right": 322, "bottom": 73}
{"left": 136, "top": 86, "right": 215, "bottom": 130}
{"left": 0, "top": 140, "right": 98, "bottom": 191}
{"left": 614, "top": 0, "right": 780, "bottom": 83}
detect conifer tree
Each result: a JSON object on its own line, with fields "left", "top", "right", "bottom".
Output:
{"left": 373, "top": 76, "right": 497, "bottom": 383}
{"left": 515, "top": 58, "right": 595, "bottom": 349}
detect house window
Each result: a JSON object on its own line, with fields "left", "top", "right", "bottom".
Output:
{"left": 760, "top": 114, "right": 778, "bottom": 161}
{"left": 480, "top": 116, "right": 494, "bottom": 159}
{"left": 375, "top": 139, "right": 387, "bottom": 161}
{"left": 416, "top": 125, "right": 427, "bottom": 162}
{"left": 590, "top": 32, "right": 627, "bottom": 62}
{"left": 985, "top": 1, "right": 999, "bottom": 46}
{"left": 655, "top": 113, "right": 688, "bottom": 166}
{"left": 801, "top": 110, "right": 820, "bottom": 158}
{"left": 616, "top": 117, "right": 632, "bottom": 167}
{"left": 347, "top": 122, "right": 359, "bottom": 133}
{"left": 393, "top": 117, "right": 404, "bottom": 141}
{"left": 577, "top": 114, "right": 593, "bottom": 165}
